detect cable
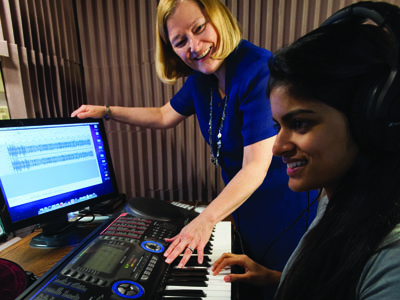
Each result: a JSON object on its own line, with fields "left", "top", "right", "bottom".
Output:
{"left": 36, "top": 212, "right": 96, "bottom": 235}
{"left": 305, "top": 190, "right": 310, "bottom": 231}
{"left": 261, "top": 189, "right": 322, "bottom": 260}
{"left": 233, "top": 227, "right": 245, "bottom": 254}
{"left": 235, "top": 209, "right": 241, "bottom": 233}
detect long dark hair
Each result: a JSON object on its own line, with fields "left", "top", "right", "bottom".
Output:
{"left": 269, "top": 23, "right": 400, "bottom": 300}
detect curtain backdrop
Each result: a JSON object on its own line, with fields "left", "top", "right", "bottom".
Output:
{"left": 2, "top": 0, "right": 399, "bottom": 202}
{"left": 0, "top": 0, "right": 85, "bottom": 118}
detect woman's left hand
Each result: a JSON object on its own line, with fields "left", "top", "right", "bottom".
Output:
{"left": 212, "top": 253, "right": 281, "bottom": 286}
{"left": 163, "top": 214, "right": 215, "bottom": 268}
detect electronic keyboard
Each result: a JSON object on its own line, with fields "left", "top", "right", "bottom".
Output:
{"left": 17, "top": 199, "right": 235, "bottom": 300}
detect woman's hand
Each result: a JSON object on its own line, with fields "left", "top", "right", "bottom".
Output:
{"left": 71, "top": 105, "right": 106, "bottom": 119}
{"left": 163, "top": 214, "right": 215, "bottom": 268}
{"left": 212, "top": 253, "right": 281, "bottom": 286}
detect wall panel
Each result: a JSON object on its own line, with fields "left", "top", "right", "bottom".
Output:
{"left": 73, "top": 0, "right": 400, "bottom": 202}
{"left": 4, "top": 0, "right": 399, "bottom": 203}
{"left": 1, "top": 0, "right": 85, "bottom": 118}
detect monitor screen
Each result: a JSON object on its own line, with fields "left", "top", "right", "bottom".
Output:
{"left": 0, "top": 117, "right": 119, "bottom": 247}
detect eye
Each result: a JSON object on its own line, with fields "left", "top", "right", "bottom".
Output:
{"left": 194, "top": 23, "right": 206, "bottom": 34}
{"left": 173, "top": 37, "right": 187, "bottom": 48}
{"left": 272, "top": 122, "right": 281, "bottom": 133}
{"left": 290, "top": 119, "right": 311, "bottom": 133}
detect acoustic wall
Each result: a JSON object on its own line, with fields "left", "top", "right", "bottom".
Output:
{"left": 0, "top": 0, "right": 85, "bottom": 119}
{"left": 3, "top": 0, "right": 399, "bottom": 202}
{"left": 76, "top": 0, "right": 400, "bottom": 202}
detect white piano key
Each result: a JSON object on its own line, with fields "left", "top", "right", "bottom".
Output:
{"left": 164, "top": 285, "right": 231, "bottom": 297}
{"left": 164, "top": 221, "right": 233, "bottom": 300}
{"left": 163, "top": 296, "right": 229, "bottom": 300}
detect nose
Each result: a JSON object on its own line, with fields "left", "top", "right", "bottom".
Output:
{"left": 272, "top": 130, "right": 295, "bottom": 157}
{"left": 188, "top": 36, "right": 201, "bottom": 54}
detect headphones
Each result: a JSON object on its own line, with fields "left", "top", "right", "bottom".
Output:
{"left": 321, "top": 1, "right": 400, "bottom": 152}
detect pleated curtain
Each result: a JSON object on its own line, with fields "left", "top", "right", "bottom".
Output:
{"left": 2, "top": 0, "right": 399, "bottom": 202}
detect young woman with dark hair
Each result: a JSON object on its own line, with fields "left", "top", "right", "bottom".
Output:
{"left": 213, "top": 14, "right": 400, "bottom": 300}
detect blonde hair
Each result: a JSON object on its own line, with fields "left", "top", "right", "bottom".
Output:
{"left": 156, "top": 0, "right": 242, "bottom": 84}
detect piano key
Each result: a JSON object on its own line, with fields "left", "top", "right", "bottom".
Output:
{"left": 162, "top": 296, "right": 229, "bottom": 300}
{"left": 181, "top": 256, "right": 211, "bottom": 267}
{"left": 171, "top": 268, "right": 209, "bottom": 276}
{"left": 187, "top": 256, "right": 211, "bottom": 264}
{"left": 164, "top": 285, "right": 230, "bottom": 297}
{"left": 168, "top": 273, "right": 208, "bottom": 280}
{"left": 161, "top": 296, "right": 231, "bottom": 300}
{"left": 166, "top": 279, "right": 208, "bottom": 287}
{"left": 161, "top": 298, "right": 203, "bottom": 300}
{"left": 167, "top": 272, "right": 230, "bottom": 286}
{"left": 163, "top": 222, "right": 232, "bottom": 300}
{"left": 163, "top": 289, "right": 206, "bottom": 297}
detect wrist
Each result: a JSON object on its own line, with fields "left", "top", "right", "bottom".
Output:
{"left": 264, "top": 270, "right": 282, "bottom": 286}
{"left": 199, "top": 208, "right": 218, "bottom": 225}
{"left": 104, "top": 104, "right": 111, "bottom": 120}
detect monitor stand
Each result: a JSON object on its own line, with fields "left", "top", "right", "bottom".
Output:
{"left": 29, "top": 215, "right": 96, "bottom": 249}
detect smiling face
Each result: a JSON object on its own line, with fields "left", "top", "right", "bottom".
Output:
{"left": 166, "top": 0, "right": 223, "bottom": 75}
{"left": 270, "top": 86, "right": 359, "bottom": 198}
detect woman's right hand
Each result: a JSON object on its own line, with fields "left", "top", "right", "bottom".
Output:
{"left": 71, "top": 105, "right": 106, "bottom": 119}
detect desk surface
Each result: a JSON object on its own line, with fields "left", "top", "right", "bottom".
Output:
{"left": 0, "top": 221, "right": 102, "bottom": 277}
{"left": 0, "top": 230, "right": 74, "bottom": 277}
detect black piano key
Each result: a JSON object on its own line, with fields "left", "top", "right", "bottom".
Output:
{"left": 202, "top": 245, "right": 212, "bottom": 255}
{"left": 161, "top": 297, "right": 203, "bottom": 300}
{"left": 203, "top": 256, "right": 211, "bottom": 262}
{"left": 166, "top": 278, "right": 208, "bottom": 287}
{"left": 185, "top": 256, "right": 211, "bottom": 267}
{"left": 171, "top": 258, "right": 210, "bottom": 269}
{"left": 170, "top": 269, "right": 209, "bottom": 276}
{"left": 169, "top": 274, "right": 208, "bottom": 280}
{"left": 188, "top": 246, "right": 212, "bottom": 255}
{"left": 182, "top": 240, "right": 213, "bottom": 256}
{"left": 171, "top": 266, "right": 209, "bottom": 273}
{"left": 186, "top": 261, "right": 211, "bottom": 268}
{"left": 163, "top": 289, "right": 207, "bottom": 297}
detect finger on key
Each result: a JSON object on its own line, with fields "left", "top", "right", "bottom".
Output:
{"left": 164, "top": 236, "right": 181, "bottom": 257}
{"left": 165, "top": 242, "right": 187, "bottom": 264}
{"left": 177, "top": 247, "right": 195, "bottom": 268}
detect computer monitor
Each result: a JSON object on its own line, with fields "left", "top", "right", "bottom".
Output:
{"left": 0, "top": 117, "right": 120, "bottom": 248}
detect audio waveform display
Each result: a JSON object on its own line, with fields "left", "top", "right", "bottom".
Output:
{"left": 10, "top": 151, "right": 94, "bottom": 172}
{"left": 7, "top": 139, "right": 92, "bottom": 156}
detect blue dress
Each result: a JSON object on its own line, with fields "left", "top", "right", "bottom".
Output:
{"left": 170, "top": 40, "right": 318, "bottom": 298}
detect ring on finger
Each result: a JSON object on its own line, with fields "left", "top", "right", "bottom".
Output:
{"left": 187, "top": 246, "right": 195, "bottom": 252}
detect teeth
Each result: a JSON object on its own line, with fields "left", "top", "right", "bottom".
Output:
{"left": 196, "top": 47, "right": 211, "bottom": 60}
{"left": 287, "top": 161, "right": 306, "bottom": 169}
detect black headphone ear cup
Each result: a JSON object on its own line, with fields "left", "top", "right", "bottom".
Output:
{"left": 349, "top": 87, "right": 367, "bottom": 148}
{"left": 321, "top": 1, "right": 400, "bottom": 152}
{"left": 350, "top": 76, "right": 387, "bottom": 151}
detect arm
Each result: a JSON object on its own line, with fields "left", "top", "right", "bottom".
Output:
{"left": 211, "top": 253, "right": 281, "bottom": 286}
{"left": 71, "top": 102, "right": 186, "bottom": 129}
{"left": 163, "top": 136, "right": 275, "bottom": 267}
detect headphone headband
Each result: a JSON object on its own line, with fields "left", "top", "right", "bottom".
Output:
{"left": 322, "top": 1, "right": 400, "bottom": 151}
{"left": 322, "top": 1, "right": 400, "bottom": 64}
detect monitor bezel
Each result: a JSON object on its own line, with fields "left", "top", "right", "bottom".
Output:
{"left": 0, "top": 117, "right": 120, "bottom": 233}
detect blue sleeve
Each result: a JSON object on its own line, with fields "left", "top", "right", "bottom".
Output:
{"left": 170, "top": 77, "right": 196, "bottom": 117}
{"left": 239, "top": 55, "right": 275, "bottom": 146}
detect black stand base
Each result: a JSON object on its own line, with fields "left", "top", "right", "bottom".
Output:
{"left": 29, "top": 224, "right": 96, "bottom": 249}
